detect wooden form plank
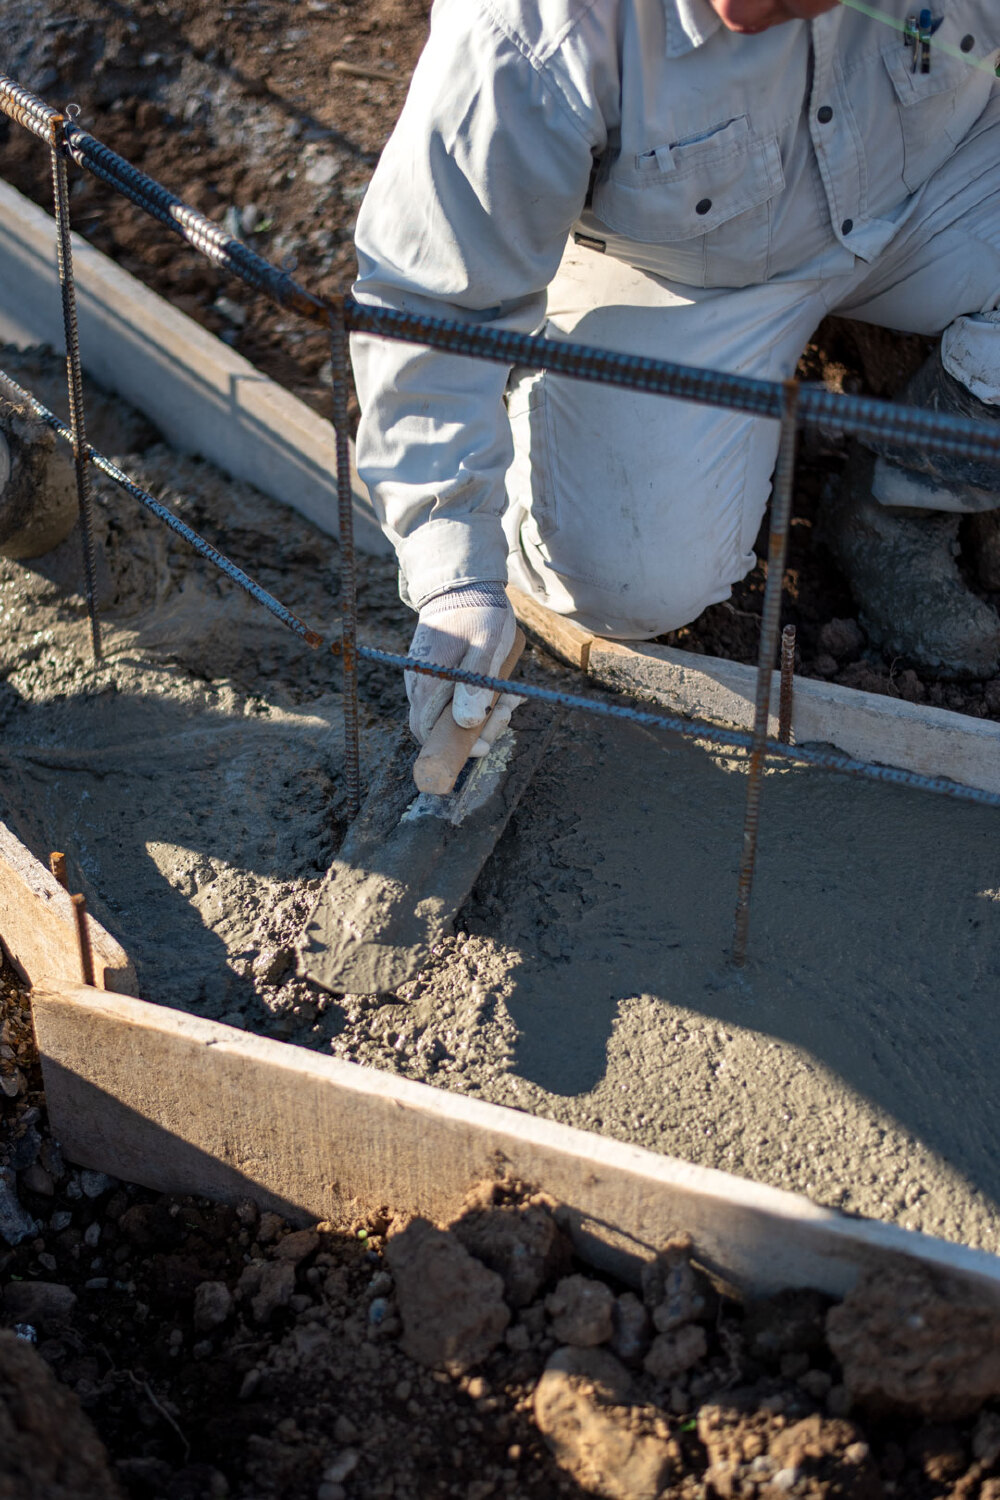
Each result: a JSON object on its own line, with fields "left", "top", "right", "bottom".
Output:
{"left": 589, "top": 639, "right": 1000, "bottom": 796}
{"left": 0, "top": 820, "right": 135, "bottom": 993}
{"left": 31, "top": 980, "right": 1000, "bottom": 1304}
{"left": 0, "top": 178, "right": 389, "bottom": 557}
{"left": 508, "top": 585, "right": 1000, "bottom": 797}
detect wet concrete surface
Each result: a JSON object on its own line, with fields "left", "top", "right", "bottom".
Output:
{"left": 2, "top": 347, "right": 999, "bottom": 1255}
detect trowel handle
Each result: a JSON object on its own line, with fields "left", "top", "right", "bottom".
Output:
{"left": 413, "top": 629, "right": 526, "bottom": 796}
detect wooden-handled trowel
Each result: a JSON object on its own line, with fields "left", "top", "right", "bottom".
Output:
{"left": 297, "top": 628, "right": 555, "bottom": 994}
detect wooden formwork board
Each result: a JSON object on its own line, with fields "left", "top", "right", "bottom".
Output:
{"left": 0, "top": 819, "right": 135, "bottom": 992}
{"left": 508, "top": 588, "right": 1000, "bottom": 797}
{"left": 0, "top": 178, "right": 388, "bottom": 557}
{"left": 31, "top": 979, "right": 1000, "bottom": 1305}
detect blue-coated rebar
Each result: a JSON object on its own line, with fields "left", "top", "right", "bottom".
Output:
{"left": 0, "top": 371, "right": 323, "bottom": 649}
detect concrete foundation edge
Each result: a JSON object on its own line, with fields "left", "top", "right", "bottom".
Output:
{"left": 28, "top": 978, "right": 1000, "bottom": 1305}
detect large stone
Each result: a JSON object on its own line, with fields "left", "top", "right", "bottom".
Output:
{"left": 3, "top": 1280, "right": 77, "bottom": 1327}
{"left": 826, "top": 1265, "right": 1000, "bottom": 1420}
{"left": 0, "top": 1329, "right": 123, "bottom": 1498}
{"left": 534, "top": 1346, "right": 677, "bottom": 1500}
{"left": 386, "top": 1217, "right": 509, "bottom": 1374}
{"left": 642, "top": 1324, "right": 707, "bottom": 1384}
{"left": 0, "top": 1174, "right": 36, "bottom": 1246}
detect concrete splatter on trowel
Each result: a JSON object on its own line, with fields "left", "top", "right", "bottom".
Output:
{"left": 297, "top": 701, "right": 557, "bottom": 994}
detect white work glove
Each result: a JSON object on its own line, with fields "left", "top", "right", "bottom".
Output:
{"left": 407, "top": 582, "right": 521, "bottom": 757}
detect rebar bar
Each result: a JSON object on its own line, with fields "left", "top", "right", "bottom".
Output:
{"left": 71, "top": 892, "right": 95, "bottom": 986}
{"left": 329, "top": 302, "right": 362, "bottom": 821}
{"left": 49, "top": 851, "right": 68, "bottom": 889}
{"left": 0, "top": 369, "right": 323, "bottom": 648}
{"left": 778, "top": 625, "right": 796, "bottom": 746}
{"left": 734, "top": 380, "right": 799, "bottom": 967}
{"left": 359, "top": 643, "right": 1000, "bottom": 809}
{"left": 49, "top": 113, "right": 102, "bottom": 664}
{"left": 4, "top": 75, "right": 1000, "bottom": 470}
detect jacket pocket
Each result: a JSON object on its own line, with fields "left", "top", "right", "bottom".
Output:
{"left": 882, "top": 40, "right": 995, "bottom": 191}
{"left": 590, "top": 115, "right": 784, "bottom": 287}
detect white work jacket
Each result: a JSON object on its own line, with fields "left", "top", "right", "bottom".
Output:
{"left": 351, "top": 0, "right": 998, "bottom": 608}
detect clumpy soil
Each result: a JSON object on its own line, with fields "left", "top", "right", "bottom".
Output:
{"left": 4, "top": 962, "right": 1000, "bottom": 1500}
{"left": 4, "top": 0, "right": 1000, "bottom": 719}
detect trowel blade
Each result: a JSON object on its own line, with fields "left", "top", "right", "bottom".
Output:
{"left": 296, "top": 702, "right": 556, "bottom": 994}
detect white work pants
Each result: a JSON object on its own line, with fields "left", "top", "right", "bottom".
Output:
{"left": 503, "top": 93, "right": 1000, "bottom": 640}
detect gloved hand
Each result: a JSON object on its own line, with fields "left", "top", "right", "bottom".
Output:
{"left": 407, "top": 582, "right": 521, "bottom": 757}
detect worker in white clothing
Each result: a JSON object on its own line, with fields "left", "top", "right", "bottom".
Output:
{"left": 350, "top": 0, "right": 1000, "bottom": 751}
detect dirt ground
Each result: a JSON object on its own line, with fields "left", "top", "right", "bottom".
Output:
{"left": 5, "top": 956, "right": 1000, "bottom": 1500}
{"left": 4, "top": 4, "right": 1000, "bottom": 1495}
{"left": 3, "top": 0, "right": 1000, "bottom": 718}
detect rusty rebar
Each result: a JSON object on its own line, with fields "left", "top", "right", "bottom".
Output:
{"left": 71, "top": 892, "right": 95, "bottom": 986}
{"left": 778, "top": 624, "right": 796, "bottom": 746}
{"left": 49, "top": 851, "right": 68, "bottom": 889}
{"left": 733, "top": 380, "right": 800, "bottom": 968}
{"left": 329, "top": 300, "right": 361, "bottom": 822}
{"left": 49, "top": 112, "right": 102, "bottom": 665}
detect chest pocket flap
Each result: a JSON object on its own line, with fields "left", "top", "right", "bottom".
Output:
{"left": 591, "top": 114, "right": 785, "bottom": 244}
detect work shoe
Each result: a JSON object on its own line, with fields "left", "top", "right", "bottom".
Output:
{"left": 865, "top": 347, "right": 1000, "bottom": 495}
{"left": 820, "top": 447, "right": 1000, "bottom": 679}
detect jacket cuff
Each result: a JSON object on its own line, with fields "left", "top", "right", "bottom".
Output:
{"left": 398, "top": 516, "right": 510, "bottom": 609}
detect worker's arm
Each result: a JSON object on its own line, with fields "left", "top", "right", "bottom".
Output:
{"left": 350, "top": 0, "right": 608, "bottom": 739}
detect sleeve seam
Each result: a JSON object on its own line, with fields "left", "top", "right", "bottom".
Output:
{"left": 476, "top": 0, "right": 604, "bottom": 145}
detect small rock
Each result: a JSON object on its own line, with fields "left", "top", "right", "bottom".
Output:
{"left": 386, "top": 1217, "right": 509, "bottom": 1374}
{"left": 642, "top": 1324, "right": 707, "bottom": 1383}
{"left": 450, "top": 1184, "right": 570, "bottom": 1308}
{"left": 609, "top": 1292, "right": 651, "bottom": 1366}
{"left": 83, "top": 1221, "right": 100, "bottom": 1248}
{"left": 275, "top": 1228, "right": 319, "bottom": 1263}
{"left": 818, "top": 617, "right": 864, "bottom": 660}
{"left": 10, "top": 1124, "right": 41, "bottom": 1171}
{"left": 798, "top": 1368, "right": 832, "bottom": 1400}
{"left": 0, "top": 1173, "right": 36, "bottom": 1246}
{"left": 304, "top": 154, "right": 340, "bottom": 187}
{"left": 534, "top": 1346, "right": 675, "bottom": 1500}
{"left": 744, "top": 1288, "right": 832, "bottom": 1367}
{"left": 771, "top": 1467, "right": 800, "bottom": 1492}
{"left": 317, "top": 1486, "right": 346, "bottom": 1500}
{"left": 212, "top": 295, "right": 247, "bottom": 328}
{"left": 257, "top": 1211, "right": 285, "bottom": 1245}
{"left": 49, "top": 1210, "right": 72, "bottom": 1233}
{"left": 194, "top": 1280, "right": 234, "bottom": 1332}
{"left": 546, "top": 1275, "right": 615, "bottom": 1348}
{"left": 20, "top": 1163, "right": 54, "bottom": 1198}
{"left": 333, "top": 1414, "right": 358, "bottom": 1444}
{"left": 253, "top": 947, "right": 292, "bottom": 986}
{"left": 3, "top": 1279, "right": 77, "bottom": 1325}
{"left": 973, "top": 1410, "right": 1000, "bottom": 1467}
{"left": 251, "top": 1262, "right": 296, "bottom": 1323}
{"left": 642, "top": 1235, "right": 712, "bottom": 1332}
{"left": 80, "top": 1171, "right": 116, "bottom": 1200}
{"left": 84, "top": 1278, "right": 109, "bottom": 1291}
{"left": 826, "top": 1383, "right": 851, "bottom": 1417}
{"left": 323, "top": 1449, "right": 360, "bottom": 1483}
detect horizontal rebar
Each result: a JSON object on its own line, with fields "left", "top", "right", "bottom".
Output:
{"left": 2, "top": 73, "right": 999, "bottom": 469}
{"left": 357, "top": 644, "right": 1000, "bottom": 811}
{"left": 0, "top": 369, "right": 323, "bottom": 648}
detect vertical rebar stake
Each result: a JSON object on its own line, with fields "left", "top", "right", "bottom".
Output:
{"left": 778, "top": 624, "right": 796, "bottom": 746}
{"left": 71, "top": 892, "right": 95, "bottom": 987}
{"left": 732, "top": 379, "right": 800, "bottom": 968}
{"left": 49, "top": 112, "right": 102, "bottom": 665}
{"left": 49, "top": 851, "right": 69, "bottom": 889}
{"left": 329, "top": 299, "right": 361, "bottom": 822}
